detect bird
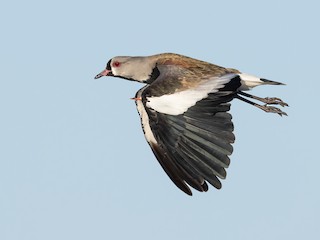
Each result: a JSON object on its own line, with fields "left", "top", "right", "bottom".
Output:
{"left": 94, "top": 53, "right": 288, "bottom": 195}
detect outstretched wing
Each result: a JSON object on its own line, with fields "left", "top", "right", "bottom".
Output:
{"left": 135, "top": 74, "right": 240, "bottom": 195}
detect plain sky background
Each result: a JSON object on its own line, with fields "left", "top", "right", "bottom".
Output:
{"left": 1, "top": 0, "right": 319, "bottom": 239}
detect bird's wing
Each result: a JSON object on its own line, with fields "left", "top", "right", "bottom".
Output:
{"left": 135, "top": 74, "right": 241, "bottom": 195}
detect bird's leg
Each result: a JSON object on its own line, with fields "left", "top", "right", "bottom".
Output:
{"left": 235, "top": 95, "right": 287, "bottom": 116}
{"left": 238, "top": 91, "right": 288, "bottom": 107}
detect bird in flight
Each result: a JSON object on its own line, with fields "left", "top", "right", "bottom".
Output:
{"left": 95, "top": 53, "right": 287, "bottom": 195}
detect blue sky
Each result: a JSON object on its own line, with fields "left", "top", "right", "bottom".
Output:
{"left": 1, "top": 0, "right": 319, "bottom": 239}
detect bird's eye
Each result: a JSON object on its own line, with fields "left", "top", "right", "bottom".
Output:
{"left": 112, "top": 61, "right": 121, "bottom": 67}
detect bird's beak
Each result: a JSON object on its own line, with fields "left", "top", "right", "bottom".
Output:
{"left": 94, "top": 69, "right": 112, "bottom": 79}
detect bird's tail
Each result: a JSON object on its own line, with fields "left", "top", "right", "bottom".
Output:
{"left": 260, "top": 78, "right": 285, "bottom": 86}
{"left": 238, "top": 73, "right": 285, "bottom": 91}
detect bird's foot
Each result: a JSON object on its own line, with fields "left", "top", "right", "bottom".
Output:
{"left": 257, "top": 105, "right": 288, "bottom": 116}
{"left": 238, "top": 92, "right": 289, "bottom": 108}
{"left": 263, "top": 97, "right": 289, "bottom": 107}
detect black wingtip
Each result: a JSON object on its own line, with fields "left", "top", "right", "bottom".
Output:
{"left": 150, "top": 143, "right": 194, "bottom": 196}
{"left": 202, "top": 182, "right": 209, "bottom": 192}
{"left": 185, "top": 189, "right": 193, "bottom": 196}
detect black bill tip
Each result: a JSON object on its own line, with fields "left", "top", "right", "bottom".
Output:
{"left": 94, "top": 73, "right": 103, "bottom": 79}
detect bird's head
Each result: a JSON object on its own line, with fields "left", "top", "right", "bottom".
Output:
{"left": 95, "top": 56, "right": 159, "bottom": 83}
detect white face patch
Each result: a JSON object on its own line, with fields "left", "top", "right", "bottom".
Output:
{"left": 146, "top": 74, "right": 236, "bottom": 115}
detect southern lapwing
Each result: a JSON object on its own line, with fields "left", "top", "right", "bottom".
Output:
{"left": 95, "top": 53, "right": 287, "bottom": 195}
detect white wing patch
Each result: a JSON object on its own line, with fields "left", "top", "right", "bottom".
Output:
{"left": 146, "top": 74, "right": 236, "bottom": 115}
{"left": 135, "top": 87, "right": 158, "bottom": 144}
